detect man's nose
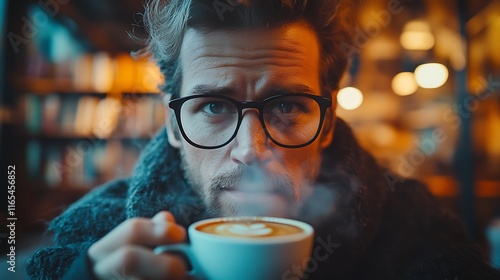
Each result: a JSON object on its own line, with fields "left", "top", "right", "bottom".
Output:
{"left": 230, "top": 110, "right": 273, "bottom": 166}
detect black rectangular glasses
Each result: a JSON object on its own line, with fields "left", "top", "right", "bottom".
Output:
{"left": 169, "top": 93, "right": 332, "bottom": 149}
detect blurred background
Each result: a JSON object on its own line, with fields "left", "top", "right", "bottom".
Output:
{"left": 0, "top": 0, "right": 499, "bottom": 277}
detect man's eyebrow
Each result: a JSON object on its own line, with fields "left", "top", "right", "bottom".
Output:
{"left": 266, "top": 85, "right": 317, "bottom": 95}
{"left": 190, "top": 85, "right": 235, "bottom": 96}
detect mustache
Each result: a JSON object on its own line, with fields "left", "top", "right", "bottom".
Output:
{"left": 210, "top": 166, "right": 296, "bottom": 199}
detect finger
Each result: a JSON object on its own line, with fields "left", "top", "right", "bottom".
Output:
{"left": 94, "top": 245, "right": 187, "bottom": 280}
{"left": 153, "top": 221, "right": 186, "bottom": 243}
{"left": 151, "top": 212, "right": 186, "bottom": 243}
{"left": 89, "top": 218, "right": 186, "bottom": 263}
{"left": 152, "top": 211, "right": 176, "bottom": 224}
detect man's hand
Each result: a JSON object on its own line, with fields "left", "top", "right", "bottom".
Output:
{"left": 88, "top": 211, "right": 188, "bottom": 280}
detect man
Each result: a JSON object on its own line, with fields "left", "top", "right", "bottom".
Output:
{"left": 28, "top": 0, "right": 500, "bottom": 279}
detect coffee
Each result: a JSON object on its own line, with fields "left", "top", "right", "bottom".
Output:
{"left": 196, "top": 220, "right": 303, "bottom": 238}
{"left": 155, "top": 216, "right": 314, "bottom": 280}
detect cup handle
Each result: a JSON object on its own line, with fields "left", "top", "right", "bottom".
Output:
{"left": 154, "top": 244, "right": 207, "bottom": 280}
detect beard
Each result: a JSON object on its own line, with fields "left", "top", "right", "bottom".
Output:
{"left": 179, "top": 149, "right": 301, "bottom": 218}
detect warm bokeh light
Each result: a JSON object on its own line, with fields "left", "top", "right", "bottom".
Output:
{"left": 392, "top": 72, "right": 418, "bottom": 96}
{"left": 371, "top": 124, "right": 397, "bottom": 147}
{"left": 141, "top": 61, "right": 164, "bottom": 93}
{"left": 414, "top": 63, "right": 449, "bottom": 89}
{"left": 337, "top": 87, "right": 364, "bottom": 110}
{"left": 400, "top": 21, "right": 435, "bottom": 51}
{"left": 115, "top": 54, "right": 136, "bottom": 93}
{"left": 404, "top": 20, "right": 431, "bottom": 32}
{"left": 73, "top": 54, "right": 93, "bottom": 91}
{"left": 93, "top": 97, "right": 122, "bottom": 138}
{"left": 92, "top": 52, "right": 115, "bottom": 93}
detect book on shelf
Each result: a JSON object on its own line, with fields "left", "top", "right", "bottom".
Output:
{"left": 121, "top": 95, "right": 165, "bottom": 138}
{"left": 44, "top": 145, "right": 64, "bottom": 187}
{"left": 83, "top": 147, "right": 97, "bottom": 185}
{"left": 74, "top": 96, "right": 100, "bottom": 136}
{"left": 26, "top": 140, "right": 42, "bottom": 179}
{"left": 59, "top": 95, "right": 79, "bottom": 135}
{"left": 22, "top": 94, "right": 42, "bottom": 134}
{"left": 42, "top": 94, "right": 61, "bottom": 134}
{"left": 92, "top": 97, "right": 122, "bottom": 139}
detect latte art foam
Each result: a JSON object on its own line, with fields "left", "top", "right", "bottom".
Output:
{"left": 197, "top": 220, "right": 303, "bottom": 238}
{"left": 216, "top": 223, "right": 273, "bottom": 237}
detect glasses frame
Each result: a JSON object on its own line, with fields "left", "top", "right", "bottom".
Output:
{"left": 169, "top": 93, "right": 332, "bottom": 149}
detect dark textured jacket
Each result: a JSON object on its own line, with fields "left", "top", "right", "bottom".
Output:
{"left": 27, "top": 119, "right": 500, "bottom": 279}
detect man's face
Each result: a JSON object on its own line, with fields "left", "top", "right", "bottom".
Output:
{"left": 166, "top": 22, "right": 334, "bottom": 218}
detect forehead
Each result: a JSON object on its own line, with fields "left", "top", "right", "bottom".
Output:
{"left": 179, "top": 22, "right": 321, "bottom": 98}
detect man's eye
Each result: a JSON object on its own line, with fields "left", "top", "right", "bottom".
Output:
{"left": 278, "top": 102, "right": 294, "bottom": 114}
{"left": 273, "top": 102, "right": 300, "bottom": 114}
{"left": 201, "top": 102, "right": 233, "bottom": 114}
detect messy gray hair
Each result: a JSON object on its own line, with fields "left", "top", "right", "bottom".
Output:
{"left": 140, "top": 0, "right": 355, "bottom": 99}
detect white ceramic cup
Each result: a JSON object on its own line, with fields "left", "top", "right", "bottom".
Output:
{"left": 154, "top": 216, "right": 314, "bottom": 280}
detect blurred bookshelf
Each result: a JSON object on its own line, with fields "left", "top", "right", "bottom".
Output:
{"left": 14, "top": 54, "right": 165, "bottom": 229}
{"left": 1, "top": 1, "right": 166, "bottom": 233}
{"left": 16, "top": 52, "right": 165, "bottom": 183}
